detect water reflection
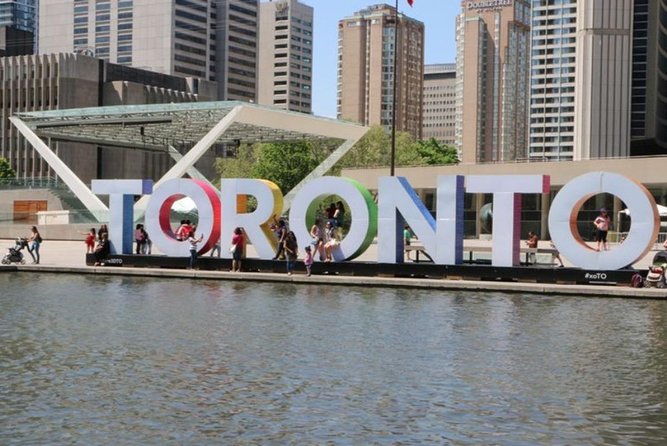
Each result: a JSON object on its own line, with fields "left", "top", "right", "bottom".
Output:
{"left": 1, "top": 273, "right": 666, "bottom": 444}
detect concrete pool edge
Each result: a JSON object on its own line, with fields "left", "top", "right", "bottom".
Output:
{"left": 6, "top": 264, "right": 667, "bottom": 299}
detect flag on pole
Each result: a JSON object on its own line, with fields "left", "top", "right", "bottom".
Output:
{"left": 407, "top": 0, "right": 414, "bottom": 5}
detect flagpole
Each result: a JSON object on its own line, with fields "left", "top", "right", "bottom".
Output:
{"left": 390, "top": 0, "right": 398, "bottom": 176}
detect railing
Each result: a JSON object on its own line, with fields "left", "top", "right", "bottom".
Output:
{"left": 0, "top": 177, "right": 61, "bottom": 190}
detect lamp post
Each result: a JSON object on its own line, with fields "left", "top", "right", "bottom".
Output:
{"left": 390, "top": 0, "right": 399, "bottom": 176}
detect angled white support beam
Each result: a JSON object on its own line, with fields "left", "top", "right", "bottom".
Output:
{"left": 282, "top": 134, "right": 367, "bottom": 213}
{"left": 10, "top": 116, "right": 109, "bottom": 221}
{"left": 167, "top": 145, "right": 212, "bottom": 185}
{"left": 232, "top": 105, "right": 369, "bottom": 213}
{"left": 134, "top": 105, "right": 243, "bottom": 212}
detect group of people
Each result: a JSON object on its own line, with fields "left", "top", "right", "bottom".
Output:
{"left": 308, "top": 218, "right": 341, "bottom": 264}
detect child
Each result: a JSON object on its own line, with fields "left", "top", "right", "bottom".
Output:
{"left": 304, "top": 245, "right": 314, "bottom": 277}
{"left": 81, "top": 228, "right": 96, "bottom": 254}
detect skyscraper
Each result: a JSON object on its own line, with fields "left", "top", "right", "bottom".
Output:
{"left": 529, "top": 0, "right": 577, "bottom": 161}
{"left": 455, "top": 0, "right": 531, "bottom": 164}
{"left": 257, "top": 0, "right": 313, "bottom": 113}
{"left": 216, "top": 0, "right": 259, "bottom": 101}
{"left": 39, "top": 0, "right": 217, "bottom": 82}
{"left": 337, "top": 4, "right": 424, "bottom": 139}
{"left": 0, "top": 0, "right": 36, "bottom": 32}
{"left": 630, "top": 0, "right": 667, "bottom": 156}
{"left": 0, "top": 0, "right": 36, "bottom": 55}
{"left": 573, "top": 0, "right": 633, "bottom": 160}
{"left": 422, "top": 63, "right": 456, "bottom": 146}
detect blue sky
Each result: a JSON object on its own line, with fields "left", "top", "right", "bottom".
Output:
{"left": 309, "top": 0, "right": 460, "bottom": 117}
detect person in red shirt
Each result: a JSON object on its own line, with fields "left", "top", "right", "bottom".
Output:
{"left": 231, "top": 227, "right": 245, "bottom": 272}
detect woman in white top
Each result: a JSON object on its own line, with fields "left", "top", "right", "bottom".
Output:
{"left": 187, "top": 230, "right": 204, "bottom": 269}
{"left": 323, "top": 221, "right": 339, "bottom": 262}
{"left": 309, "top": 218, "right": 325, "bottom": 261}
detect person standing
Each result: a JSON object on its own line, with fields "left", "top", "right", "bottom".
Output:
{"left": 187, "top": 230, "right": 203, "bottom": 270}
{"left": 231, "top": 227, "right": 245, "bottom": 272}
{"left": 210, "top": 237, "right": 221, "bottom": 257}
{"left": 27, "top": 226, "right": 42, "bottom": 264}
{"left": 404, "top": 225, "right": 413, "bottom": 260}
{"left": 594, "top": 208, "right": 611, "bottom": 251}
{"left": 134, "top": 224, "right": 146, "bottom": 254}
{"left": 141, "top": 225, "right": 152, "bottom": 255}
{"left": 80, "top": 228, "right": 96, "bottom": 254}
{"left": 525, "top": 231, "right": 539, "bottom": 264}
{"left": 304, "top": 245, "right": 314, "bottom": 277}
{"left": 309, "top": 218, "right": 325, "bottom": 261}
{"left": 284, "top": 231, "right": 298, "bottom": 275}
{"left": 272, "top": 219, "right": 287, "bottom": 260}
{"left": 334, "top": 201, "right": 345, "bottom": 237}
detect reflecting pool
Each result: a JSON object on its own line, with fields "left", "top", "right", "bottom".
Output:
{"left": 1, "top": 273, "right": 666, "bottom": 444}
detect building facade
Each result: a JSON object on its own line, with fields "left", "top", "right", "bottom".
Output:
{"left": 0, "top": 0, "right": 36, "bottom": 32}
{"left": 39, "top": 0, "right": 217, "bottom": 82}
{"left": 528, "top": 0, "right": 577, "bottom": 161}
{"left": 630, "top": 0, "right": 667, "bottom": 156}
{"left": 257, "top": 0, "right": 313, "bottom": 113}
{"left": 455, "top": 0, "right": 531, "bottom": 164}
{"left": 216, "top": 0, "right": 259, "bottom": 101}
{"left": 574, "top": 0, "right": 633, "bottom": 160}
{"left": 0, "top": 0, "right": 37, "bottom": 55}
{"left": 422, "top": 63, "right": 456, "bottom": 146}
{"left": 337, "top": 4, "right": 424, "bottom": 139}
{"left": 0, "top": 53, "right": 216, "bottom": 183}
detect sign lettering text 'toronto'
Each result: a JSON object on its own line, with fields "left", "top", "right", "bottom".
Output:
{"left": 91, "top": 172, "right": 660, "bottom": 271}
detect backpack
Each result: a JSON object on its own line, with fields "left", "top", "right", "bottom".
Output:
{"left": 631, "top": 273, "right": 644, "bottom": 288}
{"left": 36, "top": 234, "right": 43, "bottom": 243}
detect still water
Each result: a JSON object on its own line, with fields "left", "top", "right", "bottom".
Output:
{"left": 1, "top": 272, "right": 666, "bottom": 445}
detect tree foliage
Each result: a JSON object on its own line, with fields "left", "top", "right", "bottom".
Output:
{"left": 215, "top": 140, "right": 329, "bottom": 194}
{"left": 251, "top": 141, "right": 323, "bottom": 193}
{"left": 213, "top": 129, "right": 459, "bottom": 195}
{"left": 0, "top": 157, "right": 16, "bottom": 179}
{"left": 414, "top": 138, "right": 460, "bottom": 165}
{"left": 339, "top": 126, "right": 459, "bottom": 169}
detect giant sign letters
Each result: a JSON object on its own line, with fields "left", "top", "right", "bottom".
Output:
{"left": 91, "top": 171, "right": 660, "bottom": 270}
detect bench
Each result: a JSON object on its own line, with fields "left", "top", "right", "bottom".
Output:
{"left": 405, "top": 244, "right": 561, "bottom": 266}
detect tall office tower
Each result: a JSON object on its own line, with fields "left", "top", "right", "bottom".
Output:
{"left": 529, "top": 0, "right": 633, "bottom": 161}
{"left": 630, "top": 0, "right": 667, "bottom": 155}
{"left": 574, "top": 0, "right": 633, "bottom": 160}
{"left": 422, "top": 63, "right": 456, "bottom": 146}
{"left": 455, "top": 0, "right": 531, "bottom": 164}
{"left": 39, "top": 0, "right": 216, "bottom": 82}
{"left": 0, "top": 0, "right": 36, "bottom": 32}
{"left": 337, "top": 4, "right": 424, "bottom": 139}
{"left": 257, "top": 0, "right": 313, "bottom": 113}
{"left": 529, "top": 1, "right": 577, "bottom": 161}
{"left": 0, "top": 0, "right": 36, "bottom": 55}
{"left": 216, "top": 0, "right": 259, "bottom": 101}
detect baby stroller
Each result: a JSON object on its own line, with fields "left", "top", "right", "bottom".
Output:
{"left": 644, "top": 250, "right": 667, "bottom": 288}
{"left": 1, "top": 237, "right": 29, "bottom": 265}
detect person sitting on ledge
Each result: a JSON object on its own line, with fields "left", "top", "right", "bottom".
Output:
{"left": 93, "top": 233, "right": 110, "bottom": 266}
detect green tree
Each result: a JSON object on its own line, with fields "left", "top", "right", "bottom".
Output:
{"left": 414, "top": 138, "right": 459, "bottom": 165}
{"left": 251, "top": 141, "right": 323, "bottom": 193}
{"left": 0, "top": 157, "right": 15, "bottom": 179}
{"left": 214, "top": 144, "right": 257, "bottom": 183}
{"left": 338, "top": 127, "right": 459, "bottom": 169}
